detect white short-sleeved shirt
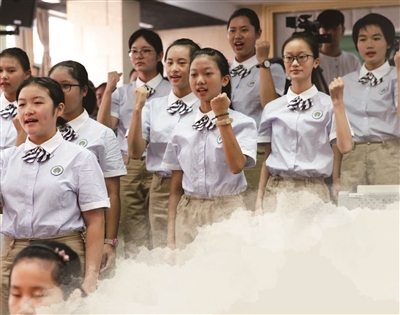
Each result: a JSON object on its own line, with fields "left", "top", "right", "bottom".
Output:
{"left": 0, "top": 93, "right": 17, "bottom": 150}
{"left": 66, "top": 109, "right": 126, "bottom": 178}
{"left": 0, "top": 132, "right": 110, "bottom": 238}
{"left": 230, "top": 55, "right": 286, "bottom": 128}
{"left": 258, "top": 85, "right": 344, "bottom": 178}
{"left": 111, "top": 74, "right": 171, "bottom": 154}
{"left": 342, "top": 61, "right": 399, "bottom": 142}
{"left": 142, "top": 91, "right": 199, "bottom": 176}
{"left": 162, "top": 108, "right": 257, "bottom": 198}
{"left": 319, "top": 51, "right": 361, "bottom": 85}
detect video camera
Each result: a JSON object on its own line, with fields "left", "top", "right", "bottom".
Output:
{"left": 286, "top": 14, "right": 331, "bottom": 44}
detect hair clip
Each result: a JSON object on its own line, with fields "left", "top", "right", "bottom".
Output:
{"left": 55, "top": 247, "right": 70, "bottom": 262}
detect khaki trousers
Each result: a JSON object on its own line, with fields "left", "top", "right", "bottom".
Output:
{"left": 243, "top": 144, "right": 264, "bottom": 211}
{"left": 340, "top": 139, "right": 400, "bottom": 193}
{"left": 262, "top": 176, "right": 330, "bottom": 212}
{"left": 1, "top": 232, "right": 85, "bottom": 315}
{"left": 149, "top": 173, "right": 172, "bottom": 249}
{"left": 119, "top": 155, "right": 152, "bottom": 257}
{"left": 175, "top": 194, "right": 245, "bottom": 249}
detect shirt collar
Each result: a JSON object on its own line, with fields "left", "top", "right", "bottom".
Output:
{"left": 136, "top": 73, "right": 163, "bottom": 90}
{"left": 66, "top": 109, "right": 89, "bottom": 132}
{"left": 231, "top": 55, "right": 258, "bottom": 70}
{"left": 194, "top": 107, "right": 216, "bottom": 123}
{"left": 24, "top": 131, "right": 64, "bottom": 153}
{"left": 286, "top": 85, "right": 318, "bottom": 102}
{"left": 0, "top": 93, "right": 17, "bottom": 110}
{"left": 167, "top": 91, "right": 198, "bottom": 108}
{"left": 359, "top": 61, "right": 390, "bottom": 80}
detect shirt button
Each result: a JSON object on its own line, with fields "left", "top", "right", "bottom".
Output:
{"left": 364, "top": 117, "right": 367, "bottom": 119}
{"left": 28, "top": 187, "right": 32, "bottom": 190}
{"left": 33, "top": 167, "right": 36, "bottom": 170}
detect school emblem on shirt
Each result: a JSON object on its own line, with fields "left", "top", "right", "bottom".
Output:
{"left": 379, "top": 87, "right": 388, "bottom": 95}
{"left": 51, "top": 165, "right": 64, "bottom": 176}
{"left": 217, "top": 135, "right": 223, "bottom": 144}
{"left": 77, "top": 139, "right": 88, "bottom": 147}
{"left": 247, "top": 81, "right": 256, "bottom": 87}
{"left": 312, "top": 110, "right": 323, "bottom": 120}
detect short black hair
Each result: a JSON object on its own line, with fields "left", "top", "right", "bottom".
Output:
{"left": 0, "top": 47, "right": 31, "bottom": 72}
{"left": 164, "top": 38, "right": 201, "bottom": 63}
{"left": 227, "top": 8, "right": 260, "bottom": 33}
{"left": 317, "top": 9, "right": 344, "bottom": 29}
{"left": 352, "top": 13, "right": 395, "bottom": 58}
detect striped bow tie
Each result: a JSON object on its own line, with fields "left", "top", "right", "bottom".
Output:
{"left": 358, "top": 72, "right": 382, "bottom": 86}
{"left": 143, "top": 84, "right": 155, "bottom": 97}
{"left": 22, "top": 146, "right": 53, "bottom": 163}
{"left": 192, "top": 115, "right": 215, "bottom": 131}
{"left": 0, "top": 104, "right": 17, "bottom": 119}
{"left": 59, "top": 125, "right": 78, "bottom": 141}
{"left": 166, "top": 100, "right": 192, "bottom": 115}
{"left": 288, "top": 96, "right": 313, "bottom": 111}
{"left": 230, "top": 65, "right": 250, "bottom": 78}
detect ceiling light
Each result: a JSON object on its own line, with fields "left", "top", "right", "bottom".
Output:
{"left": 41, "top": 0, "right": 61, "bottom": 3}
{"left": 139, "top": 22, "right": 153, "bottom": 29}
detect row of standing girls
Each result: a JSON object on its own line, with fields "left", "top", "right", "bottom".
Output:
{"left": 0, "top": 51, "right": 127, "bottom": 314}
{"left": 0, "top": 7, "right": 399, "bottom": 310}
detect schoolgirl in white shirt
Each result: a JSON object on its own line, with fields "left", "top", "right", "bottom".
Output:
{"left": 256, "top": 33, "right": 353, "bottom": 214}
{"left": 162, "top": 48, "right": 257, "bottom": 249}
{"left": 0, "top": 77, "right": 109, "bottom": 312}
{"left": 47, "top": 60, "right": 126, "bottom": 274}
{"left": 332, "top": 13, "right": 400, "bottom": 193}
{"left": 227, "top": 8, "right": 286, "bottom": 210}
{"left": 0, "top": 48, "right": 31, "bottom": 150}
{"left": 127, "top": 39, "right": 200, "bottom": 249}
{"left": 97, "top": 29, "right": 171, "bottom": 257}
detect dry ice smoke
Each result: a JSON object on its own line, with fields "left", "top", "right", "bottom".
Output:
{"left": 42, "top": 191, "right": 399, "bottom": 314}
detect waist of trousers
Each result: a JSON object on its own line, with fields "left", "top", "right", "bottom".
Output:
{"left": 3, "top": 231, "right": 84, "bottom": 247}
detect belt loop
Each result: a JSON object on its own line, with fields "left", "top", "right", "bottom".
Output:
{"left": 10, "top": 239, "right": 15, "bottom": 249}
{"left": 381, "top": 139, "right": 387, "bottom": 149}
{"left": 352, "top": 142, "right": 356, "bottom": 150}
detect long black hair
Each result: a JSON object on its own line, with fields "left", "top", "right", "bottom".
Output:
{"left": 49, "top": 60, "right": 97, "bottom": 116}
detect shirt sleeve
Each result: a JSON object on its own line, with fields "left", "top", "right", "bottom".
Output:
{"left": 233, "top": 114, "right": 257, "bottom": 168}
{"left": 270, "top": 63, "right": 286, "bottom": 96}
{"left": 142, "top": 102, "right": 151, "bottom": 142}
{"left": 110, "top": 88, "right": 122, "bottom": 119}
{"left": 100, "top": 128, "right": 127, "bottom": 178}
{"left": 161, "top": 133, "right": 182, "bottom": 171}
{"left": 76, "top": 150, "right": 110, "bottom": 211}
{"left": 257, "top": 105, "right": 272, "bottom": 143}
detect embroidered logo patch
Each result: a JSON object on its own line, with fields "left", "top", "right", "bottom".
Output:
{"left": 51, "top": 165, "right": 64, "bottom": 176}
{"left": 217, "top": 135, "right": 223, "bottom": 144}
{"left": 77, "top": 139, "right": 88, "bottom": 147}
{"left": 312, "top": 110, "right": 323, "bottom": 119}
{"left": 380, "top": 87, "right": 388, "bottom": 95}
{"left": 247, "top": 81, "right": 256, "bottom": 87}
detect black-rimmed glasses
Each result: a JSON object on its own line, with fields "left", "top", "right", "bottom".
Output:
{"left": 282, "top": 54, "right": 314, "bottom": 64}
{"left": 60, "top": 84, "right": 81, "bottom": 93}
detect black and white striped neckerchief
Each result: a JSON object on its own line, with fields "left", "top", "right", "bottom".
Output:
{"left": 0, "top": 104, "right": 17, "bottom": 119}
{"left": 22, "top": 146, "right": 53, "bottom": 163}
{"left": 287, "top": 96, "right": 313, "bottom": 111}
{"left": 166, "top": 100, "right": 192, "bottom": 115}
{"left": 192, "top": 115, "right": 215, "bottom": 131}
{"left": 58, "top": 125, "right": 78, "bottom": 141}
{"left": 358, "top": 72, "right": 383, "bottom": 86}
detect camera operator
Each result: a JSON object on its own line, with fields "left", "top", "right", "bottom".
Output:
{"left": 317, "top": 9, "right": 361, "bottom": 85}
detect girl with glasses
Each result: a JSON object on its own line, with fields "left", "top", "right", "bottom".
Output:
{"left": 97, "top": 29, "right": 171, "bottom": 257}
{"left": 127, "top": 38, "right": 200, "bottom": 249}
{"left": 0, "top": 77, "right": 109, "bottom": 313}
{"left": 256, "top": 33, "right": 353, "bottom": 214}
{"left": 48, "top": 60, "right": 126, "bottom": 276}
